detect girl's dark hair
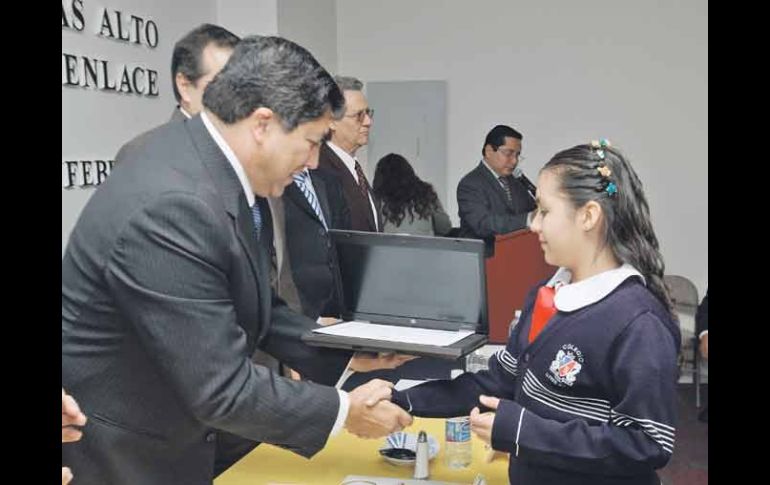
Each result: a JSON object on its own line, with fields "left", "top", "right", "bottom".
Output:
{"left": 543, "top": 143, "right": 673, "bottom": 316}
{"left": 372, "top": 153, "right": 440, "bottom": 226}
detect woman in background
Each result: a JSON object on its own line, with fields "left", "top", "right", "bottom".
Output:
{"left": 372, "top": 153, "right": 452, "bottom": 236}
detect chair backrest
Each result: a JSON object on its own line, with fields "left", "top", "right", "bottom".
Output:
{"left": 664, "top": 275, "right": 700, "bottom": 372}
{"left": 664, "top": 274, "right": 699, "bottom": 312}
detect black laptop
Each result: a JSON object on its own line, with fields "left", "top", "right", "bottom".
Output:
{"left": 301, "top": 230, "right": 489, "bottom": 360}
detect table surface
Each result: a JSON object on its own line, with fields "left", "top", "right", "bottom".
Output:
{"left": 215, "top": 417, "right": 509, "bottom": 485}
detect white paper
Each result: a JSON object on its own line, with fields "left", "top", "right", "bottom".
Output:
{"left": 312, "top": 320, "right": 474, "bottom": 347}
{"left": 394, "top": 379, "right": 430, "bottom": 391}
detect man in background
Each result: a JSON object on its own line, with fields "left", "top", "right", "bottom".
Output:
{"left": 318, "top": 75, "right": 381, "bottom": 232}
{"left": 457, "top": 124, "right": 535, "bottom": 247}
{"left": 170, "top": 23, "right": 239, "bottom": 122}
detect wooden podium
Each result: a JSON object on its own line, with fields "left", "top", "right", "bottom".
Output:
{"left": 485, "top": 229, "right": 556, "bottom": 343}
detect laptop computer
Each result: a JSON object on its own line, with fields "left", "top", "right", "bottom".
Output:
{"left": 301, "top": 230, "right": 489, "bottom": 360}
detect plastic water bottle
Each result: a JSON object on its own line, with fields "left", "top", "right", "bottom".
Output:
{"left": 444, "top": 415, "right": 472, "bottom": 468}
{"left": 509, "top": 309, "right": 522, "bottom": 337}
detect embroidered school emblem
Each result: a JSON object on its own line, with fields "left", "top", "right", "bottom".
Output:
{"left": 547, "top": 344, "right": 584, "bottom": 386}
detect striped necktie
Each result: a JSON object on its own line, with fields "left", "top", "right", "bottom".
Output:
{"left": 354, "top": 160, "right": 371, "bottom": 201}
{"left": 499, "top": 176, "right": 513, "bottom": 204}
{"left": 294, "top": 171, "right": 328, "bottom": 230}
{"left": 251, "top": 200, "right": 262, "bottom": 239}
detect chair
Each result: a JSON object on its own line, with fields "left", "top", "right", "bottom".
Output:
{"left": 663, "top": 274, "right": 702, "bottom": 408}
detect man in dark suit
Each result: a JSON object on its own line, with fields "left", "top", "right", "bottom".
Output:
{"left": 169, "top": 24, "right": 239, "bottom": 123}
{"left": 282, "top": 167, "right": 350, "bottom": 319}
{"left": 457, "top": 124, "right": 536, "bottom": 248}
{"left": 167, "top": 25, "right": 290, "bottom": 384}
{"left": 696, "top": 288, "right": 708, "bottom": 422}
{"left": 61, "top": 36, "right": 412, "bottom": 485}
{"left": 318, "top": 75, "right": 382, "bottom": 232}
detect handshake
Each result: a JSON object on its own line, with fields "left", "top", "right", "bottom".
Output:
{"left": 343, "top": 379, "right": 412, "bottom": 439}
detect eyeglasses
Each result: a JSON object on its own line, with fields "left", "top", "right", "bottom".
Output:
{"left": 497, "top": 147, "right": 524, "bottom": 162}
{"left": 345, "top": 107, "right": 374, "bottom": 123}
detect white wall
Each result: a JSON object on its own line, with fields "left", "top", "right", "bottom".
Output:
{"left": 277, "top": 0, "right": 337, "bottom": 73}
{"left": 336, "top": 0, "right": 708, "bottom": 294}
{"left": 218, "top": 0, "right": 277, "bottom": 37}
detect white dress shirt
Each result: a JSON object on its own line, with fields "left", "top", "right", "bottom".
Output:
{"left": 200, "top": 112, "right": 350, "bottom": 438}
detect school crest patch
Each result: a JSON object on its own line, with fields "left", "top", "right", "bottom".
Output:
{"left": 547, "top": 344, "right": 584, "bottom": 387}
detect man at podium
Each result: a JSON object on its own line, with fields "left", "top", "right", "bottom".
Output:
{"left": 457, "top": 124, "right": 536, "bottom": 250}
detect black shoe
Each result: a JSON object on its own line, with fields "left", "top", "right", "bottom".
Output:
{"left": 698, "top": 406, "right": 708, "bottom": 423}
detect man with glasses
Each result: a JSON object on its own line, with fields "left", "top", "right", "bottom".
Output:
{"left": 318, "top": 76, "right": 382, "bottom": 232}
{"left": 457, "top": 124, "right": 536, "bottom": 246}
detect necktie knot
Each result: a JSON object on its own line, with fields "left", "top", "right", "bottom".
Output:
{"left": 293, "top": 170, "right": 310, "bottom": 184}
{"left": 354, "top": 160, "right": 371, "bottom": 193}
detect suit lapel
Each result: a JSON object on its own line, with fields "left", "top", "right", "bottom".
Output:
{"left": 310, "top": 173, "right": 332, "bottom": 224}
{"left": 186, "top": 116, "right": 268, "bottom": 350}
{"left": 321, "top": 144, "right": 377, "bottom": 231}
{"left": 286, "top": 182, "right": 323, "bottom": 224}
{"left": 478, "top": 163, "right": 515, "bottom": 212}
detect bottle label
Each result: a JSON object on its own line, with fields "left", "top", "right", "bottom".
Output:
{"left": 445, "top": 417, "right": 471, "bottom": 442}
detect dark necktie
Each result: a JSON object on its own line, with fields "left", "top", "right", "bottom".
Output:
{"left": 251, "top": 200, "right": 262, "bottom": 240}
{"left": 354, "top": 160, "right": 371, "bottom": 201}
{"left": 499, "top": 176, "right": 513, "bottom": 204}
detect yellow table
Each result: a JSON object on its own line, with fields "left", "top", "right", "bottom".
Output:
{"left": 216, "top": 417, "right": 509, "bottom": 485}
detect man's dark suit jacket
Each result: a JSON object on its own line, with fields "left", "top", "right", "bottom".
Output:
{"left": 457, "top": 162, "right": 536, "bottom": 244}
{"left": 170, "top": 106, "right": 187, "bottom": 122}
{"left": 283, "top": 169, "right": 351, "bottom": 319}
{"left": 318, "top": 142, "right": 382, "bottom": 232}
{"left": 696, "top": 288, "right": 709, "bottom": 335}
{"left": 61, "top": 116, "right": 350, "bottom": 485}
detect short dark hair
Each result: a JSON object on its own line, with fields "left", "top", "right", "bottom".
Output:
{"left": 203, "top": 36, "right": 345, "bottom": 130}
{"left": 171, "top": 24, "right": 240, "bottom": 103}
{"left": 482, "top": 124, "right": 523, "bottom": 157}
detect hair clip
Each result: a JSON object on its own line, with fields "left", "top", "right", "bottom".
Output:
{"left": 597, "top": 165, "right": 612, "bottom": 178}
{"left": 605, "top": 181, "right": 618, "bottom": 197}
{"left": 590, "top": 138, "right": 611, "bottom": 160}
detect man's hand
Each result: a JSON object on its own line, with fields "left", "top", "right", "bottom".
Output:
{"left": 317, "top": 316, "right": 342, "bottom": 326}
{"left": 350, "top": 352, "right": 419, "bottom": 373}
{"left": 470, "top": 395, "right": 499, "bottom": 446}
{"left": 63, "top": 388, "right": 87, "bottom": 485}
{"left": 699, "top": 333, "right": 708, "bottom": 360}
{"left": 62, "top": 466, "right": 73, "bottom": 485}
{"left": 62, "top": 388, "right": 87, "bottom": 442}
{"left": 344, "top": 379, "right": 413, "bottom": 438}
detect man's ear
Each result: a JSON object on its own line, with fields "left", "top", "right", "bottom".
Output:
{"left": 249, "top": 107, "right": 275, "bottom": 144}
{"left": 175, "top": 73, "right": 193, "bottom": 105}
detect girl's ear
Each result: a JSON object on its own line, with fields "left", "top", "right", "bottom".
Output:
{"left": 580, "top": 200, "right": 603, "bottom": 232}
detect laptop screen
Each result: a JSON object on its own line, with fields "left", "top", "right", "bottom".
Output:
{"left": 330, "top": 230, "right": 488, "bottom": 332}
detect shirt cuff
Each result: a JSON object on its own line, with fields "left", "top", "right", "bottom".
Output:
{"left": 330, "top": 389, "right": 349, "bottom": 437}
{"left": 699, "top": 330, "right": 708, "bottom": 340}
